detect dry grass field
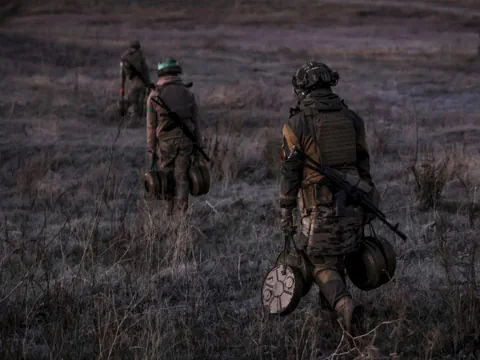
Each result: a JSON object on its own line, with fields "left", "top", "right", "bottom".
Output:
{"left": 0, "top": 0, "right": 479, "bottom": 359}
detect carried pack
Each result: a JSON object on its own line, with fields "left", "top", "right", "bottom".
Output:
{"left": 346, "top": 225, "right": 397, "bottom": 291}
{"left": 143, "top": 156, "right": 210, "bottom": 200}
{"left": 262, "top": 234, "right": 313, "bottom": 316}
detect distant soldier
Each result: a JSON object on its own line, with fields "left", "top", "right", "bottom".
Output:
{"left": 119, "top": 40, "right": 153, "bottom": 120}
{"left": 146, "top": 58, "right": 202, "bottom": 214}
{"left": 279, "top": 62, "right": 377, "bottom": 335}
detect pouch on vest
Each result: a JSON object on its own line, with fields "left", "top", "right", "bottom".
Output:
{"left": 299, "top": 180, "right": 333, "bottom": 210}
{"left": 341, "top": 172, "right": 380, "bottom": 208}
{"left": 307, "top": 108, "right": 357, "bottom": 168}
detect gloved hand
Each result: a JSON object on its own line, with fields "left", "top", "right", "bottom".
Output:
{"left": 280, "top": 207, "right": 297, "bottom": 235}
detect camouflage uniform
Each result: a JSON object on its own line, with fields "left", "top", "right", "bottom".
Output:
{"left": 120, "top": 41, "right": 152, "bottom": 119}
{"left": 146, "top": 69, "right": 201, "bottom": 214}
{"left": 280, "top": 62, "right": 374, "bottom": 334}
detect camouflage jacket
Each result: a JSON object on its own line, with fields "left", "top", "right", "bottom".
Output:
{"left": 280, "top": 88, "right": 372, "bottom": 209}
{"left": 146, "top": 75, "right": 202, "bottom": 153}
{"left": 120, "top": 48, "right": 151, "bottom": 88}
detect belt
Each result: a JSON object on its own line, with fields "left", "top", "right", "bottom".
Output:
{"left": 300, "top": 181, "right": 334, "bottom": 209}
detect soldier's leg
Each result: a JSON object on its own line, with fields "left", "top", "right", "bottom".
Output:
{"left": 158, "top": 140, "right": 177, "bottom": 215}
{"left": 300, "top": 211, "right": 334, "bottom": 315}
{"left": 311, "top": 255, "right": 350, "bottom": 310}
{"left": 305, "top": 208, "right": 364, "bottom": 335}
{"left": 312, "top": 255, "right": 364, "bottom": 334}
{"left": 127, "top": 85, "right": 146, "bottom": 119}
{"left": 172, "top": 139, "right": 193, "bottom": 214}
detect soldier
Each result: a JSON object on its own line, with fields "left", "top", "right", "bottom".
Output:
{"left": 279, "top": 61, "right": 376, "bottom": 335}
{"left": 146, "top": 58, "right": 202, "bottom": 214}
{"left": 120, "top": 40, "right": 153, "bottom": 120}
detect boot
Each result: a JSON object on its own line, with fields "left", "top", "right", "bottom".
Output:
{"left": 174, "top": 199, "right": 188, "bottom": 214}
{"left": 166, "top": 200, "right": 174, "bottom": 216}
{"left": 334, "top": 296, "right": 365, "bottom": 336}
{"left": 174, "top": 181, "right": 190, "bottom": 215}
{"left": 319, "top": 291, "right": 337, "bottom": 322}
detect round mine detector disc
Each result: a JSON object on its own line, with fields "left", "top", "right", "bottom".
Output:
{"left": 262, "top": 264, "right": 303, "bottom": 316}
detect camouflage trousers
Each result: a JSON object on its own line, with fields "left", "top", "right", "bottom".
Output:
{"left": 299, "top": 204, "right": 363, "bottom": 309}
{"left": 158, "top": 137, "right": 193, "bottom": 213}
{"left": 127, "top": 85, "right": 147, "bottom": 118}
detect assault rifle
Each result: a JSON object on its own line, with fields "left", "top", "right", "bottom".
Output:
{"left": 150, "top": 95, "right": 210, "bottom": 163}
{"left": 288, "top": 146, "right": 407, "bottom": 241}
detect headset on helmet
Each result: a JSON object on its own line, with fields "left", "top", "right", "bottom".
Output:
{"left": 292, "top": 61, "right": 339, "bottom": 91}
{"left": 157, "top": 58, "right": 183, "bottom": 77}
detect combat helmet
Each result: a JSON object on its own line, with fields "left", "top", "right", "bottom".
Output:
{"left": 292, "top": 61, "right": 339, "bottom": 98}
{"left": 157, "top": 58, "right": 183, "bottom": 77}
{"left": 129, "top": 40, "right": 141, "bottom": 50}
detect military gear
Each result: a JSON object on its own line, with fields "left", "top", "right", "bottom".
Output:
{"left": 158, "top": 137, "right": 193, "bottom": 213}
{"left": 263, "top": 233, "right": 310, "bottom": 316}
{"left": 280, "top": 88, "right": 374, "bottom": 253}
{"left": 120, "top": 44, "right": 151, "bottom": 120}
{"left": 292, "top": 62, "right": 339, "bottom": 101}
{"left": 121, "top": 47, "right": 150, "bottom": 83}
{"left": 345, "top": 235, "right": 397, "bottom": 291}
{"left": 293, "top": 146, "right": 407, "bottom": 241}
{"left": 146, "top": 76, "right": 201, "bottom": 150}
{"left": 280, "top": 207, "right": 296, "bottom": 235}
{"left": 262, "top": 264, "right": 304, "bottom": 316}
{"left": 275, "top": 243, "right": 314, "bottom": 297}
{"left": 157, "top": 58, "right": 183, "bottom": 77}
{"left": 146, "top": 74, "right": 204, "bottom": 213}
{"left": 279, "top": 84, "right": 374, "bottom": 320}
{"left": 312, "top": 256, "right": 349, "bottom": 306}
{"left": 143, "top": 169, "right": 175, "bottom": 201}
{"left": 129, "top": 40, "right": 141, "bottom": 49}
{"left": 300, "top": 205, "right": 364, "bottom": 256}
{"left": 188, "top": 161, "right": 210, "bottom": 196}
{"left": 147, "top": 151, "right": 159, "bottom": 169}
{"left": 334, "top": 296, "right": 365, "bottom": 336}
{"left": 150, "top": 93, "right": 210, "bottom": 162}
{"left": 144, "top": 151, "right": 175, "bottom": 201}
{"left": 280, "top": 88, "right": 373, "bottom": 208}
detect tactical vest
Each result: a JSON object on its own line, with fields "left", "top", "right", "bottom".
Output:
{"left": 155, "top": 82, "right": 196, "bottom": 137}
{"left": 121, "top": 49, "right": 148, "bottom": 82}
{"left": 299, "top": 107, "right": 358, "bottom": 211}
{"left": 304, "top": 107, "right": 357, "bottom": 168}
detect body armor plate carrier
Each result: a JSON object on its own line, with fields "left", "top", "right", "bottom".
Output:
{"left": 311, "top": 110, "right": 357, "bottom": 168}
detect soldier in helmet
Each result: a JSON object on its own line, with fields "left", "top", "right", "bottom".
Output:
{"left": 279, "top": 61, "right": 376, "bottom": 335}
{"left": 120, "top": 40, "right": 153, "bottom": 120}
{"left": 146, "top": 58, "right": 202, "bottom": 214}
